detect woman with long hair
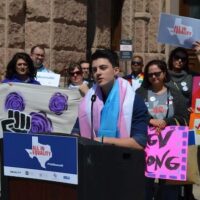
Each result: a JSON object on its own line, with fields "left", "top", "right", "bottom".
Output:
{"left": 168, "top": 47, "right": 192, "bottom": 109}
{"left": 2, "top": 52, "right": 40, "bottom": 84}
{"left": 136, "top": 59, "right": 188, "bottom": 200}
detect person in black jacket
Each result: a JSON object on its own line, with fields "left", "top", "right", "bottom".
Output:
{"left": 137, "top": 60, "right": 188, "bottom": 128}
{"left": 167, "top": 47, "right": 192, "bottom": 110}
{"left": 167, "top": 47, "right": 198, "bottom": 200}
{"left": 136, "top": 60, "right": 188, "bottom": 200}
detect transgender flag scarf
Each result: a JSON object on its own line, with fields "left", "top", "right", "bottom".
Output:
{"left": 78, "top": 77, "right": 135, "bottom": 139}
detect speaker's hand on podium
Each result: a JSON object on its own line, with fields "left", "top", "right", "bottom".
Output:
{"left": 1, "top": 109, "right": 31, "bottom": 133}
{"left": 94, "top": 137, "right": 103, "bottom": 143}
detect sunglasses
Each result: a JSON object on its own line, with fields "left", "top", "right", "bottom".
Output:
{"left": 148, "top": 71, "right": 162, "bottom": 78}
{"left": 174, "top": 55, "right": 187, "bottom": 62}
{"left": 131, "top": 61, "right": 142, "bottom": 65}
{"left": 69, "top": 71, "right": 82, "bottom": 76}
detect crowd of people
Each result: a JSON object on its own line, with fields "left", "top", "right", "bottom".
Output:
{"left": 0, "top": 42, "right": 200, "bottom": 200}
{"left": 70, "top": 44, "right": 200, "bottom": 200}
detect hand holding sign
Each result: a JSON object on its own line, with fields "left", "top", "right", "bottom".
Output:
{"left": 149, "top": 119, "right": 167, "bottom": 133}
{"left": 1, "top": 110, "right": 31, "bottom": 133}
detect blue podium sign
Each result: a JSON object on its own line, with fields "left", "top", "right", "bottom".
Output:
{"left": 3, "top": 132, "right": 78, "bottom": 185}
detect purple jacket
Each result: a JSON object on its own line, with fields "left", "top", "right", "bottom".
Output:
{"left": 2, "top": 75, "right": 40, "bottom": 85}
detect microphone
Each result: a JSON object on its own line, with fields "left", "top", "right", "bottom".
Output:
{"left": 90, "top": 94, "right": 96, "bottom": 140}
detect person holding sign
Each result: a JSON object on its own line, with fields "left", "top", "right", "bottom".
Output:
{"left": 2, "top": 52, "right": 40, "bottom": 85}
{"left": 136, "top": 60, "right": 188, "bottom": 200}
{"left": 168, "top": 46, "right": 200, "bottom": 200}
{"left": 72, "top": 48, "right": 148, "bottom": 150}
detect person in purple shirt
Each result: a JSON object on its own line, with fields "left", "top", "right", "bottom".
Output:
{"left": 2, "top": 52, "right": 40, "bottom": 85}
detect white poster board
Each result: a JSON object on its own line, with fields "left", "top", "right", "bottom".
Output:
{"left": 36, "top": 72, "right": 61, "bottom": 87}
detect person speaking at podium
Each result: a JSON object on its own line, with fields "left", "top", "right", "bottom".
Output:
{"left": 72, "top": 49, "right": 148, "bottom": 150}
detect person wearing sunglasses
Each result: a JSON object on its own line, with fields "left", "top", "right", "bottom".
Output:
{"left": 168, "top": 46, "right": 200, "bottom": 200}
{"left": 136, "top": 60, "right": 188, "bottom": 200}
{"left": 67, "top": 62, "right": 89, "bottom": 96}
{"left": 167, "top": 47, "right": 192, "bottom": 110}
{"left": 124, "top": 55, "right": 144, "bottom": 91}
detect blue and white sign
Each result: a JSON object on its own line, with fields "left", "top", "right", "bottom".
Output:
{"left": 188, "top": 129, "right": 200, "bottom": 145}
{"left": 120, "top": 40, "right": 133, "bottom": 60}
{"left": 158, "top": 13, "right": 200, "bottom": 48}
{"left": 3, "top": 132, "right": 78, "bottom": 185}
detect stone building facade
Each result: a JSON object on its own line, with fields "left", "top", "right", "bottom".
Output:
{"left": 0, "top": 0, "right": 88, "bottom": 74}
{"left": 0, "top": 0, "right": 191, "bottom": 75}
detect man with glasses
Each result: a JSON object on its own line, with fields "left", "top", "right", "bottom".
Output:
{"left": 30, "top": 45, "right": 52, "bottom": 73}
{"left": 124, "top": 55, "right": 144, "bottom": 91}
{"left": 80, "top": 60, "right": 94, "bottom": 88}
{"left": 80, "top": 60, "right": 90, "bottom": 80}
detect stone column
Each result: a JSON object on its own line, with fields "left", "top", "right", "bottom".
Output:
{"left": 25, "top": 0, "right": 51, "bottom": 69}
{"left": 89, "top": 0, "right": 112, "bottom": 53}
{"left": 120, "top": 0, "right": 134, "bottom": 75}
{"left": 121, "top": 0, "right": 151, "bottom": 54}
{"left": 121, "top": 0, "right": 167, "bottom": 65}
{"left": 7, "top": 0, "right": 26, "bottom": 61}
{"left": 146, "top": 0, "right": 166, "bottom": 62}
{"left": 25, "top": 0, "right": 87, "bottom": 72}
{"left": 51, "top": 0, "right": 87, "bottom": 72}
{"left": 121, "top": 0, "right": 134, "bottom": 40}
{"left": 0, "top": 0, "right": 6, "bottom": 71}
{"left": 121, "top": 0, "right": 152, "bottom": 74}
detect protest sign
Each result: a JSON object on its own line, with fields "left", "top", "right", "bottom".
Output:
{"left": 188, "top": 76, "right": 200, "bottom": 145}
{"left": 4, "top": 132, "right": 78, "bottom": 184}
{"left": 189, "top": 114, "right": 200, "bottom": 145}
{"left": 191, "top": 76, "right": 200, "bottom": 113}
{"left": 158, "top": 13, "right": 200, "bottom": 48}
{"left": 145, "top": 126, "right": 188, "bottom": 181}
{"left": 0, "top": 83, "right": 81, "bottom": 138}
{"left": 36, "top": 72, "right": 61, "bottom": 87}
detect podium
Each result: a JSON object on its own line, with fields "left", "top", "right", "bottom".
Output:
{"left": 1, "top": 134, "right": 146, "bottom": 200}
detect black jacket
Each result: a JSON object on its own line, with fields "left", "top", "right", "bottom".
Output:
{"left": 136, "top": 85, "right": 189, "bottom": 126}
{"left": 168, "top": 70, "right": 192, "bottom": 107}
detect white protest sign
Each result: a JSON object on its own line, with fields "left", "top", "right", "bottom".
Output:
{"left": 36, "top": 72, "right": 61, "bottom": 87}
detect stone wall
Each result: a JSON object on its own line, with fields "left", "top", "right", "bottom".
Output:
{"left": 0, "top": 0, "right": 179, "bottom": 77}
{"left": 0, "top": 0, "right": 87, "bottom": 74}
{"left": 122, "top": 0, "right": 167, "bottom": 69}
{"left": 120, "top": 0, "right": 167, "bottom": 74}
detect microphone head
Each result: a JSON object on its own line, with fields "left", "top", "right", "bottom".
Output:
{"left": 91, "top": 94, "right": 96, "bottom": 102}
